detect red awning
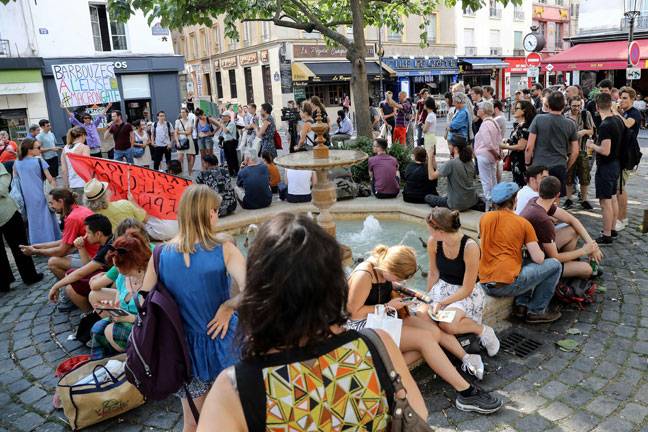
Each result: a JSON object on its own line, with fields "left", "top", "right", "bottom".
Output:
{"left": 542, "top": 40, "right": 648, "bottom": 72}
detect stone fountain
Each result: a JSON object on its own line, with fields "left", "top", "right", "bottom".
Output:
{"left": 274, "top": 113, "right": 368, "bottom": 237}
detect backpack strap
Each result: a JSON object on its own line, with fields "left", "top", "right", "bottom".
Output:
{"left": 235, "top": 361, "right": 267, "bottom": 432}
{"left": 357, "top": 329, "right": 397, "bottom": 412}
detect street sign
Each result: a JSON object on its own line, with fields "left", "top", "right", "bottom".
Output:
{"left": 545, "top": 63, "right": 554, "bottom": 72}
{"left": 627, "top": 67, "right": 641, "bottom": 80}
{"left": 629, "top": 41, "right": 641, "bottom": 67}
{"left": 527, "top": 67, "right": 540, "bottom": 79}
{"left": 525, "top": 52, "right": 542, "bottom": 67}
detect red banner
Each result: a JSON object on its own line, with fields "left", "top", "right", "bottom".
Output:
{"left": 67, "top": 154, "right": 192, "bottom": 220}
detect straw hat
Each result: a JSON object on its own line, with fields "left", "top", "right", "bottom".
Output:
{"left": 84, "top": 178, "right": 109, "bottom": 201}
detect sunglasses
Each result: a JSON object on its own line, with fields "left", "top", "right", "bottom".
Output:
{"left": 108, "top": 245, "right": 128, "bottom": 255}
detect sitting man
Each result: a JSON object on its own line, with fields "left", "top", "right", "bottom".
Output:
{"left": 20, "top": 188, "right": 98, "bottom": 280}
{"left": 83, "top": 179, "right": 148, "bottom": 233}
{"left": 479, "top": 182, "right": 563, "bottom": 324}
{"left": 521, "top": 176, "right": 603, "bottom": 280}
{"left": 515, "top": 165, "right": 549, "bottom": 214}
{"left": 368, "top": 138, "right": 400, "bottom": 199}
{"left": 47, "top": 214, "right": 113, "bottom": 312}
{"left": 236, "top": 151, "right": 272, "bottom": 210}
{"left": 195, "top": 154, "right": 237, "bottom": 217}
{"left": 331, "top": 109, "right": 353, "bottom": 146}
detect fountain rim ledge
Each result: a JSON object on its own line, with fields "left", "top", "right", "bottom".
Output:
{"left": 274, "top": 149, "right": 369, "bottom": 170}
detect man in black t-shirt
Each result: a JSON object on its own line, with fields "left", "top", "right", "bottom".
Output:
{"left": 616, "top": 86, "right": 642, "bottom": 231}
{"left": 586, "top": 92, "right": 623, "bottom": 245}
{"left": 531, "top": 83, "right": 544, "bottom": 112}
{"left": 585, "top": 79, "right": 613, "bottom": 131}
{"left": 379, "top": 91, "right": 396, "bottom": 139}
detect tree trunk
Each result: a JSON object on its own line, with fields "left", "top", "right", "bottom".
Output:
{"left": 348, "top": 0, "right": 372, "bottom": 139}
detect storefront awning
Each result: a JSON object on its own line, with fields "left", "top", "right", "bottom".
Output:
{"left": 542, "top": 40, "right": 648, "bottom": 72}
{"left": 294, "top": 61, "right": 391, "bottom": 82}
{"left": 291, "top": 62, "right": 315, "bottom": 81}
{"left": 461, "top": 58, "right": 509, "bottom": 69}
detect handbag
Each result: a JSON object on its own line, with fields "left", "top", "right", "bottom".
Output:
{"left": 57, "top": 353, "right": 145, "bottom": 430}
{"left": 75, "top": 311, "right": 101, "bottom": 344}
{"left": 177, "top": 120, "right": 191, "bottom": 150}
{"left": 503, "top": 153, "right": 512, "bottom": 171}
{"left": 360, "top": 329, "right": 432, "bottom": 432}
{"left": 365, "top": 305, "right": 403, "bottom": 347}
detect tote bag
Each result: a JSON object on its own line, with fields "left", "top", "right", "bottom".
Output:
{"left": 365, "top": 305, "right": 402, "bottom": 347}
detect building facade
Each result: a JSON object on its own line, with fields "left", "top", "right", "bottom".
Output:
{"left": 0, "top": 0, "right": 183, "bottom": 142}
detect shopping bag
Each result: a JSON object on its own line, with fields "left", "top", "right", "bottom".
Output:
{"left": 365, "top": 305, "right": 402, "bottom": 347}
{"left": 57, "top": 353, "right": 145, "bottom": 430}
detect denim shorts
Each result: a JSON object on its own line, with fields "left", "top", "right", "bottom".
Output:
{"left": 197, "top": 136, "right": 214, "bottom": 151}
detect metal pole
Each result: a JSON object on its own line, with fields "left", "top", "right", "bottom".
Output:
{"left": 378, "top": 25, "right": 384, "bottom": 99}
{"left": 626, "top": 11, "right": 639, "bottom": 86}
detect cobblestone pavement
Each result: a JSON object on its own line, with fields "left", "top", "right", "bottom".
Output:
{"left": 1, "top": 141, "right": 647, "bottom": 431}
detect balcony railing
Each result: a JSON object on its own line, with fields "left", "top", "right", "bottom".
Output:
{"left": 387, "top": 34, "right": 402, "bottom": 42}
{"left": 490, "top": 47, "right": 502, "bottom": 55}
{"left": 514, "top": 10, "right": 525, "bottom": 20}
{"left": 620, "top": 14, "right": 648, "bottom": 31}
{"left": 0, "top": 39, "right": 10, "bottom": 57}
{"left": 463, "top": 8, "right": 476, "bottom": 16}
{"left": 513, "top": 49, "right": 525, "bottom": 56}
{"left": 465, "top": 46, "right": 477, "bottom": 56}
{"left": 489, "top": 8, "right": 502, "bottom": 18}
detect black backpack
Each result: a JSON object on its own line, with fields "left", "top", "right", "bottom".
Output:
{"left": 618, "top": 120, "right": 643, "bottom": 171}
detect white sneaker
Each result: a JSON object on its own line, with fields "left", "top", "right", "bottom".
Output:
{"left": 615, "top": 220, "right": 626, "bottom": 231}
{"left": 461, "top": 354, "right": 484, "bottom": 380}
{"left": 480, "top": 325, "right": 500, "bottom": 357}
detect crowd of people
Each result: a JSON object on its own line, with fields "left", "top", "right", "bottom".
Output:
{"left": 0, "top": 75, "right": 642, "bottom": 431}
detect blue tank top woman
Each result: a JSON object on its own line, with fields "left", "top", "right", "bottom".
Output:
{"left": 158, "top": 243, "right": 238, "bottom": 397}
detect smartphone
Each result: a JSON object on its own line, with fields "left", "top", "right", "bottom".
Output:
{"left": 95, "top": 307, "right": 130, "bottom": 317}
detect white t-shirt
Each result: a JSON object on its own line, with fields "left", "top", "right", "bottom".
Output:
{"left": 424, "top": 111, "right": 437, "bottom": 134}
{"left": 515, "top": 185, "right": 539, "bottom": 214}
{"left": 286, "top": 169, "right": 313, "bottom": 195}
{"left": 188, "top": 112, "right": 197, "bottom": 139}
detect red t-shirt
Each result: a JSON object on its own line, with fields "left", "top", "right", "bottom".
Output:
{"left": 0, "top": 141, "right": 17, "bottom": 163}
{"left": 62, "top": 205, "right": 99, "bottom": 257}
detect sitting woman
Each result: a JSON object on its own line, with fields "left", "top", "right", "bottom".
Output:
{"left": 88, "top": 231, "right": 151, "bottom": 359}
{"left": 197, "top": 213, "right": 428, "bottom": 431}
{"left": 195, "top": 154, "right": 237, "bottom": 217}
{"left": 424, "top": 134, "right": 479, "bottom": 211}
{"left": 347, "top": 245, "right": 503, "bottom": 414}
{"left": 403, "top": 146, "right": 438, "bottom": 203}
{"left": 425, "top": 208, "right": 500, "bottom": 357}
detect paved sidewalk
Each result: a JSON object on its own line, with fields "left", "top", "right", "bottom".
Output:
{"left": 1, "top": 144, "right": 647, "bottom": 431}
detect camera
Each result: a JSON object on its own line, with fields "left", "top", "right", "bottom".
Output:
{"left": 281, "top": 107, "right": 300, "bottom": 123}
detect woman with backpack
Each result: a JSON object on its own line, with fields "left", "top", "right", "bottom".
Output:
{"left": 141, "top": 185, "right": 246, "bottom": 432}
{"left": 196, "top": 213, "right": 428, "bottom": 431}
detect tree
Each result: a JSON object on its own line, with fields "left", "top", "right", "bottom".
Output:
{"left": 0, "top": 0, "right": 516, "bottom": 138}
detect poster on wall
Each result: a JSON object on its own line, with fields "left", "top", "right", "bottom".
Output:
{"left": 52, "top": 62, "right": 121, "bottom": 108}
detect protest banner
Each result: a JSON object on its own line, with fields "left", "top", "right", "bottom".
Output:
{"left": 67, "top": 154, "right": 191, "bottom": 219}
{"left": 52, "top": 62, "right": 121, "bottom": 108}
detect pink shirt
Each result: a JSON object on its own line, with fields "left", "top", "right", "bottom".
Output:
{"left": 474, "top": 118, "right": 501, "bottom": 163}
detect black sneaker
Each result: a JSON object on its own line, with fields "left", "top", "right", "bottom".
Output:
{"left": 456, "top": 388, "right": 503, "bottom": 414}
{"left": 596, "top": 235, "right": 613, "bottom": 246}
{"left": 563, "top": 199, "right": 574, "bottom": 209}
{"left": 512, "top": 304, "right": 528, "bottom": 320}
{"left": 581, "top": 201, "right": 593, "bottom": 210}
{"left": 611, "top": 230, "right": 618, "bottom": 238}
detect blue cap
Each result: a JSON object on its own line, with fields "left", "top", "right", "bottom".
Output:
{"left": 491, "top": 182, "right": 519, "bottom": 205}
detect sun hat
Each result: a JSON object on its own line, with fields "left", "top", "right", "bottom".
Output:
{"left": 84, "top": 178, "right": 109, "bottom": 201}
{"left": 491, "top": 182, "right": 520, "bottom": 205}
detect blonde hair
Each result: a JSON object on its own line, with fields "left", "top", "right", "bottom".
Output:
{"left": 171, "top": 185, "right": 227, "bottom": 254}
{"left": 66, "top": 126, "right": 86, "bottom": 146}
{"left": 368, "top": 244, "right": 417, "bottom": 280}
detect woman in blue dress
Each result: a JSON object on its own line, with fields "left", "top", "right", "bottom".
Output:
{"left": 141, "top": 184, "right": 246, "bottom": 432}
{"left": 13, "top": 138, "right": 60, "bottom": 244}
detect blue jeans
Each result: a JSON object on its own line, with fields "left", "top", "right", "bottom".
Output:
{"left": 482, "top": 258, "right": 561, "bottom": 314}
{"left": 113, "top": 148, "right": 134, "bottom": 164}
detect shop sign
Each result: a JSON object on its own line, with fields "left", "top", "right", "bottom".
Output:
{"left": 279, "top": 63, "right": 293, "bottom": 93}
{"left": 383, "top": 57, "right": 458, "bottom": 71}
{"left": 293, "top": 44, "right": 375, "bottom": 58}
{"left": 627, "top": 67, "right": 641, "bottom": 80}
{"left": 527, "top": 67, "right": 540, "bottom": 79}
{"left": 294, "top": 86, "right": 306, "bottom": 101}
{"left": 240, "top": 52, "right": 258, "bottom": 66}
{"left": 545, "top": 63, "right": 554, "bottom": 72}
{"left": 260, "top": 50, "right": 269, "bottom": 63}
{"left": 151, "top": 23, "right": 170, "bottom": 36}
{"left": 0, "top": 82, "right": 43, "bottom": 95}
{"left": 221, "top": 57, "right": 238, "bottom": 69}
{"left": 331, "top": 75, "right": 351, "bottom": 81}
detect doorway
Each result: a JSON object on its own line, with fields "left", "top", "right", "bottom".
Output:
{"left": 262, "top": 65, "right": 273, "bottom": 105}
{"left": 125, "top": 100, "right": 151, "bottom": 124}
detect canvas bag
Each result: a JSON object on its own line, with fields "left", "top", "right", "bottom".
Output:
{"left": 57, "top": 353, "right": 144, "bottom": 431}
{"left": 365, "top": 305, "right": 402, "bottom": 347}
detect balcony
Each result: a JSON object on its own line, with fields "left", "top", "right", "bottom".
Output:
{"left": 514, "top": 10, "right": 525, "bottom": 20}
{"left": 620, "top": 14, "right": 648, "bottom": 32}
{"left": 513, "top": 49, "right": 525, "bottom": 56}
{"left": 463, "top": 8, "right": 476, "bottom": 16}
{"left": 465, "top": 46, "right": 477, "bottom": 56}
{"left": 0, "top": 39, "right": 10, "bottom": 57}
{"left": 490, "top": 47, "right": 502, "bottom": 55}
{"left": 387, "top": 34, "right": 402, "bottom": 42}
{"left": 489, "top": 8, "right": 502, "bottom": 18}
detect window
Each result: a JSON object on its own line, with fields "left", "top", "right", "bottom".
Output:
{"left": 304, "top": 83, "right": 350, "bottom": 106}
{"left": 242, "top": 22, "right": 252, "bottom": 47}
{"left": 489, "top": 30, "right": 501, "bottom": 55}
{"left": 200, "top": 29, "right": 208, "bottom": 57}
{"left": 89, "top": 4, "right": 128, "bottom": 51}
{"left": 464, "top": 28, "right": 475, "bottom": 55}
{"left": 303, "top": 30, "right": 321, "bottom": 39}
{"left": 514, "top": 6, "right": 525, "bottom": 20}
{"left": 244, "top": 67, "right": 254, "bottom": 103}
{"left": 555, "top": 24, "right": 562, "bottom": 48}
{"left": 215, "top": 71, "right": 223, "bottom": 99}
{"left": 463, "top": 7, "right": 476, "bottom": 16}
{"left": 346, "top": 26, "right": 354, "bottom": 40}
{"left": 212, "top": 26, "right": 220, "bottom": 53}
{"left": 387, "top": 27, "right": 402, "bottom": 42}
{"left": 262, "top": 65, "right": 273, "bottom": 104}
{"left": 554, "top": 0, "right": 564, "bottom": 5}
{"left": 228, "top": 38, "right": 237, "bottom": 51}
{"left": 262, "top": 22, "right": 271, "bottom": 41}
{"left": 229, "top": 69, "right": 238, "bottom": 98}
{"left": 489, "top": 0, "right": 502, "bottom": 18}
{"left": 514, "top": 31, "right": 524, "bottom": 55}
{"left": 189, "top": 33, "right": 198, "bottom": 59}
{"left": 426, "top": 15, "right": 437, "bottom": 42}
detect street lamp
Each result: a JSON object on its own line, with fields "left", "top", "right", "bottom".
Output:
{"left": 625, "top": 0, "right": 641, "bottom": 84}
